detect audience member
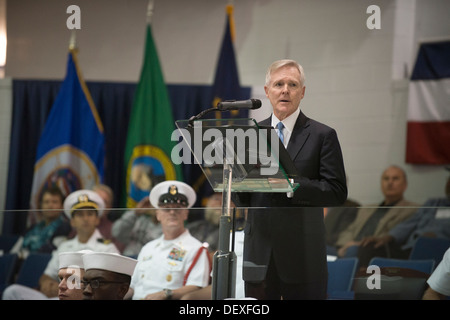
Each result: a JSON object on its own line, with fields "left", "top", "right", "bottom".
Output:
{"left": 335, "top": 165, "right": 419, "bottom": 266}
{"left": 181, "top": 211, "right": 247, "bottom": 300}
{"left": 92, "top": 184, "right": 125, "bottom": 252}
{"left": 57, "top": 250, "right": 92, "bottom": 300}
{"left": 324, "top": 197, "right": 360, "bottom": 256}
{"left": 358, "top": 173, "right": 450, "bottom": 262}
{"left": 187, "top": 192, "right": 236, "bottom": 254}
{"left": 81, "top": 252, "right": 137, "bottom": 300}
{"left": 10, "top": 186, "right": 71, "bottom": 259}
{"left": 111, "top": 196, "right": 162, "bottom": 257}
{"left": 127, "top": 180, "right": 210, "bottom": 300}
{"left": 422, "top": 247, "right": 450, "bottom": 300}
{"left": 2, "top": 189, "right": 120, "bottom": 300}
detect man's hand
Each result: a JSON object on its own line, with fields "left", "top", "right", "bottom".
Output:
{"left": 39, "top": 275, "right": 59, "bottom": 298}
{"left": 144, "top": 290, "right": 167, "bottom": 300}
{"left": 360, "top": 235, "right": 393, "bottom": 248}
{"left": 423, "top": 287, "right": 446, "bottom": 300}
{"left": 337, "top": 240, "right": 360, "bottom": 257}
{"left": 421, "top": 232, "right": 437, "bottom": 238}
{"left": 134, "top": 197, "right": 154, "bottom": 217}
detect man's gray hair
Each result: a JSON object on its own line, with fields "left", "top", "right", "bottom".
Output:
{"left": 265, "top": 59, "right": 305, "bottom": 87}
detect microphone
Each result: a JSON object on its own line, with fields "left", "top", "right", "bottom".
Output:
{"left": 217, "top": 99, "right": 262, "bottom": 111}
{"left": 187, "top": 99, "right": 262, "bottom": 127}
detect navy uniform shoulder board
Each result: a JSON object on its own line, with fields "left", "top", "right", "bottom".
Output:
{"left": 97, "top": 238, "right": 112, "bottom": 244}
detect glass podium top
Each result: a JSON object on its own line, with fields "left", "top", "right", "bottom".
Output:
{"left": 175, "top": 118, "right": 299, "bottom": 193}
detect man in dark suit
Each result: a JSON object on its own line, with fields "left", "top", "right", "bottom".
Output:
{"left": 233, "top": 59, "right": 347, "bottom": 300}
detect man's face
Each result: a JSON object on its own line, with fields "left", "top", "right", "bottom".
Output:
{"left": 264, "top": 65, "right": 305, "bottom": 120}
{"left": 156, "top": 204, "right": 188, "bottom": 230}
{"left": 381, "top": 167, "right": 407, "bottom": 200}
{"left": 94, "top": 188, "right": 112, "bottom": 210}
{"left": 82, "top": 269, "right": 128, "bottom": 300}
{"left": 70, "top": 209, "right": 99, "bottom": 235}
{"left": 204, "top": 193, "right": 235, "bottom": 226}
{"left": 41, "top": 192, "right": 63, "bottom": 221}
{"left": 58, "top": 267, "right": 84, "bottom": 300}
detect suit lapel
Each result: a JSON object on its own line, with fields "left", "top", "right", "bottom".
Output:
{"left": 259, "top": 117, "right": 271, "bottom": 127}
{"left": 287, "top": 111, "right": 310, "bottom": 160}
{"left": 260, "top": 112, "right": 310, "bottom": 160}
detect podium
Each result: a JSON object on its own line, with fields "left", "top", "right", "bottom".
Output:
{"left": 175, "top": 118, "right": 299, "bottom": 300}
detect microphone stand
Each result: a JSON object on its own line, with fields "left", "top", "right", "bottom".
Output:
{"left": 188, "top": 107, "right": 224, "bottom": 127}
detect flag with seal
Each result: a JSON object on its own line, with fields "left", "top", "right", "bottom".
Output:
{"left": 121, "top": 23, "right": 183, "bottom": 208}
{"left": 29, "top": 49, "right": 105, "bottom": 218}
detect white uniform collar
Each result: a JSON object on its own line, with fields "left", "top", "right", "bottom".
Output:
{"left": 76, "top": 228, "right": 104, "bottom": 246}
{"left": 160, "top": 229, "right": 190, "bottom": 246}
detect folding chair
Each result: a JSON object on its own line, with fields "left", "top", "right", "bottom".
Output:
{"left": 353, "top": 257, "right": 435, "bottom": 300}
{"left": 15, "top": 253, "right": 52, "bottom": 289}
{"left": 0, "top": 234, "right": 20, "bottom": 253}
{"left": 409, "top": 237, "right": 450, "bottom": 265}
{"left": 327, "top": 257, "right": 358, "bottom": 299}
{"left": 0, "top": 253, "right": 18, "bottom": 295}
{"left": 368, "top": 257, "right": 435, "bottom": 274}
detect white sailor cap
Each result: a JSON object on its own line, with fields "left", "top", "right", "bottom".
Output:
{"left": 59, "top": 250, "right": 93, "bottom": 269}
{"left": 82, "top": 252, "right": 137, "bottom": 277}
{"left": 63, "top": 189, "right": 105, "bottom": 219}
{"left": 149, "top": 180, "right": 196, "bottom": 209}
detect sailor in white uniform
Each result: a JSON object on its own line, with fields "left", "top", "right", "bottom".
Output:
{"left": 129, "top": 180, "right": 211, "bottom": 300}
{"left": 81, "top": 251, "right": 137, "bottom": 300}
{"left": 2, "top": 189, "right": 119, "bottom": 300}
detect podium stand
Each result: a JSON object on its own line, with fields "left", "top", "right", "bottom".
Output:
{"left": 175, "top": 118, "right": 299, "bottom": 300}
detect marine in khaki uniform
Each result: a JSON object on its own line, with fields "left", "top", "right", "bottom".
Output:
{"left": 129, "top": 181, "right": 211, "bottom": 300}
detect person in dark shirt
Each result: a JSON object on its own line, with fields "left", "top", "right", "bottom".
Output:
{"left": 10, "top": 186, "right": 71, "bottom": 259}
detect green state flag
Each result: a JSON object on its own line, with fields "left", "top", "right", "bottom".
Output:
{"left": 121, "top": 24, "right": 183, "bottom": 208}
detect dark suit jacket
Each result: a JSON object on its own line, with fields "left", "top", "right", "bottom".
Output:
{"left": 234, "top": 111, "right": 347, "bottom": 284}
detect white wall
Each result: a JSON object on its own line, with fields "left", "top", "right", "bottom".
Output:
{"left": 1, "top": 0, "right": 449, "bottom": 209}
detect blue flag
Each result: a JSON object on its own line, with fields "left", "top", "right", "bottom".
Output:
{"left": 30, "top": 49, "right": 105, "bottom": 210}
{"left": 190, "top": 4, "right": 249, "bottom": 202}
{"left": 210, "top": 4, "right": 248, "bottom": 120}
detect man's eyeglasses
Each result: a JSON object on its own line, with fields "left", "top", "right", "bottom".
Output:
{"left": 80, "top": 279, "right": 124, "bottom": 289}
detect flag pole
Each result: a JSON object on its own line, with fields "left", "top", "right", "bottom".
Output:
{"left": 147, "top": 0, "right": 154, "bottom": 25}
{"left": 67, "top": 28, "right": 103, "bottom": 133}
{"left": 226, "top": 2, "right": 236, "bottom": 43}
{"left": 69, "top": 29, "right": 77, "bottom": 51}
{"left": 211, "top": 1, "right": 240, "bottom": 300}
